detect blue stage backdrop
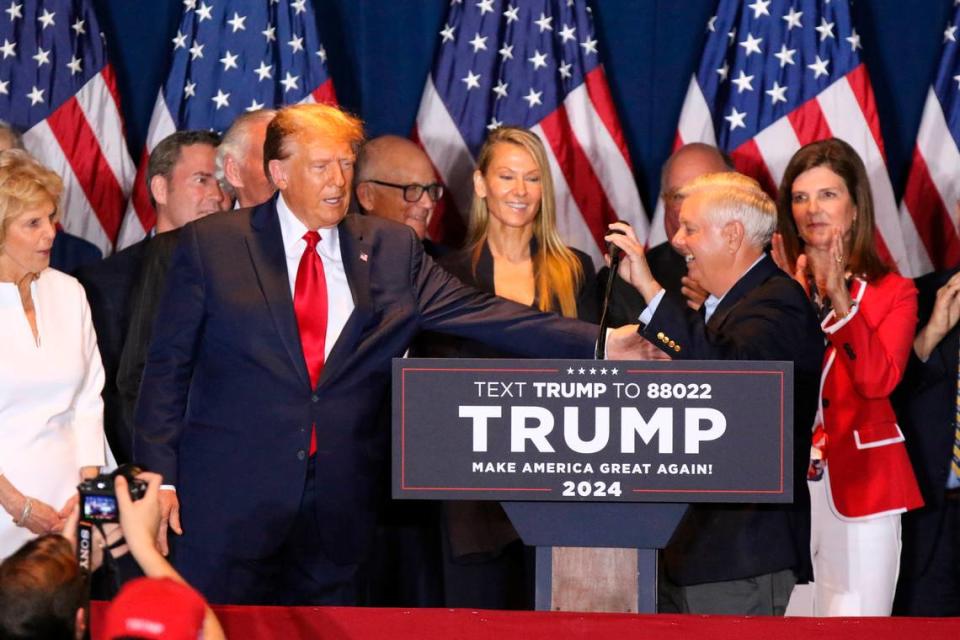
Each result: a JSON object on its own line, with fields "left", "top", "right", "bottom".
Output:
{"left": 89, "top": 0, "right": 952, "bottom": 215}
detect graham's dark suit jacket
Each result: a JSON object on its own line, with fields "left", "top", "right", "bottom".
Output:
{"left": 641, "top": 255, "right": 823, "bottom": 585}
{"left": 76, "top": 237, "right": 150, "bottom": 463}
{"left": 133, "top": 198, "right": 597, "bottom": 563}
{"left": 893, "top": 268, "right": 960, "bottom": 579}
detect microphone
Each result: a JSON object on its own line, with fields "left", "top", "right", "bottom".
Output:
{"left": 595, "top": 226, "right": 628, "bottom": 359}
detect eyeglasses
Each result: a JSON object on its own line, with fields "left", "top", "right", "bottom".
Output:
{"left": 366, "top": 179, "right": 444, "bottom": 203}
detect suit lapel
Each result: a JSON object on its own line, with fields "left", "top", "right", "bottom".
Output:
{"left": 707, "top": 254, "right": 779, "bottom": 331}
{"left": 318, "top": 214, "right": 376, "bottom": 386}
{"left": 245, "top": 199, "right": 311, "bottom": 390}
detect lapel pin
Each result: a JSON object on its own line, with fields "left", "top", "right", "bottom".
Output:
{"left": 359, "top": 252, "right": 368, "bottom": 262}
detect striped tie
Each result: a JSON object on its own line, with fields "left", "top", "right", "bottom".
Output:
{"left": 953, "top": 351, "right": 960, "bottom": 484}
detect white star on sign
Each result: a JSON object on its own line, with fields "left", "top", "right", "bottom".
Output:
{"left": 716, "top": 61, "right": 729, "bottom": 81}
{"left": 189, "top": 40, "right": 204, "bottom": 60}
{"left": 782, "top": 7, "right": 802, "bottom": 30}
{"left": 580, "top": 37, "right": 598, "bottom": 55}
{"left": 559, "top": 24, "right": 576, "bottom": 43}
{"left": 38, "top": 8, "right": 55, "bottom": 29}
{"left": 255, "top": 61, "right": 272, "bottom": 81}
{"left": 747, "top": 0, "right": 770, "bottom": 18}
{"left": 739, "top": 33, "right": 762, "bottom": 56}
{"left": 766, "top": 81, "right": 787, "bottom": 104}
{"left": 291, "top": 0, "right": 306, "bottom": 14}
{"left": 566, "top": 367, "right": 575, "bottom": 374}
{"left": 523, "top": 87, "right": 543, "bottom": 107}
{"left": 600, "top": 368, "right": 608, "bottom": 375}
{"left": 212, "top": 89, "right": 230, "bottom": 109}
{"left": 440, "top": 23, "right": 455, "bottom": 43}
{"left": 262, "top": 25, "right": 276, "bottom": 42}
{"left": 578, "top": 367, "right": 586, "bottom": 374}
{"left": 227, "top": 12, "right": 246, "bottom": 32}
{"left": 32, "top": 46, "right": 50, "bottom": 66}
{"left": 492, "top": 79, "right": 508, "bottom": 98}
{"left": 499, "top": 44, "right": 513, "bottom": 59}
{"left": 26, "top": 85, "right": 44, "bottom": 105}
{"left": 559, "top": 61, "right": 572, "bottom": 79}
{"left": 281, "top": 71, "right": 299, "bottom": 92}
{"left": 846, "top": 29, "right": 862, "bottom": 51}
{"left": 725, "top": 107, "right": 746, "bottom": 130}
{"left": 774, "top": 43, "right": 796, "bottom": 67}
{"left": 528, "top": 50, "right": 548, "bottom": 70}
{"left": 220, "top": 50, "right": 239, "bottom": 71}
{"left": 72, "top": 18, "right": 85, "bottom": 35}
{"left": 535, "top": 12, "right": 553, "bottom": 32}
{"left": 469, "top": 32, "right": 487, "bottom": 52}
{"left": 815, "top": 17, "right": 835, "bottom": 41}
{"left": 196, "top": 1, "right": 213, "bottom": 22}
{"left": 288, "top": 35, "right": 304, "bottom": 53}
{"left": 731, "top": 70, "right": 754, "bottom": 93}
{"left": 67, "top": 56, "right": 82, "bottom": 75}
{"left": 172, "top": 30, "right": 187, "bottom": 49}
{"left": 946, "top": 25, "right": 958, "bottom": 43}
{"left": 610, "top": 368, "right": 618, "bottom": 375}
{"left": 0, "top": 39, "right": 15, "bottom": 59}
{"left": 462, "top": 70, "right": 481, "bottom": 90}
{"left": 183, "top": 80, "right": 196, "bottom": 98}
{"left": 808, "top": 55, "right": 830, "bottom": 78}
{"left": 476, "top": 0, "right": 493, "bottom": 14}
{"left": 503, "top": 5, "right": 519, "bottom": 22}
{"left": 589, "top": 367, "right": 597, "bottom": 375}
{"left": 5, "top": 2, "right": 22, "bottom": 21}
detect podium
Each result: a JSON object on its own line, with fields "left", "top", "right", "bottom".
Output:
{"left": 393, "top": 358, "right": 794, "bottom": 613}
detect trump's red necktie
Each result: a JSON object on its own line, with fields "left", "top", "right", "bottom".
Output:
{"left": 294, "top": 230, "right": 327, "bottom": 456}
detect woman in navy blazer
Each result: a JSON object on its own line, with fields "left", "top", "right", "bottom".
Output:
{"left": 773, "top": 138, "right": 923, "bottom": 616}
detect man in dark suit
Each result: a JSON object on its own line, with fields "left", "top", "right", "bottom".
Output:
{"left": 893, "top": 268, "right": 960, "bottom": 616}
{"left": 606, "top": 171, "right": 823, "bottom": 615}
{"left": 77, "top": 130, "right": 227, "bottom": 462}
{"left": 600, "top": 143, "right": 731, "bottom": 326}
{"left": 134, "top": 103, "right": 641, "bottom": 606}
{"left": 355, "top": 135, "right": 450, "bottom": 258}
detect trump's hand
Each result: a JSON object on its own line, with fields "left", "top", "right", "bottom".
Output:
{"left": 152, "top": 486, "right": 182, "bottom": 556}
{"left": 605, "top": 325, "right": 671, "bottom": 361}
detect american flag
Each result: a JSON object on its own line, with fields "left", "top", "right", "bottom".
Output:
{"left": 898, "top": 2, "right": 960, "bottom": 275}
{"left": 659, "top": 0, "right": 926, "bottom": 276}
{"left": 117, "top": 0, "right": 336, "bottom": 248}
{"left": 0, "top": 0, "right": 136, "bottom": 255}
{"left": 414, "top": 0, "right": 646, "bottom": 265}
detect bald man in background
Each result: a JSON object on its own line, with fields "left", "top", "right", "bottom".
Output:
{"left": 600, "top": 143, "right": 732, "bottom": 326}
{"left": 355, "top": 135, "right": 448, "bottom": 257}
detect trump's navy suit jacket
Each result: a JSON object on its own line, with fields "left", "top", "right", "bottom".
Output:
{"left": 133, "top": 198, "right": 596, "bottom": 562}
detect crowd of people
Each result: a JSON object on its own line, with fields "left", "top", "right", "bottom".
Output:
{"left": 1, "top": 100, "right": 959, "bottom": 636}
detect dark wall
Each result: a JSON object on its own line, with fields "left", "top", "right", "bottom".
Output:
{"left": 91, "top": 0, "right": 953, "bottom": 214}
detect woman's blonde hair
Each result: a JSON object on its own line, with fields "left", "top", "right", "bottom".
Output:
{"left": 0, "top": 150, "right": 62, "bottom": 246}
{"left": 466, "top": 127, "right": 583, "bottom": 317}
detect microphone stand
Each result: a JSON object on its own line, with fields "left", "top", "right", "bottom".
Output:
{"left": 595, "top": 245, "right": 621, "bottom": 359}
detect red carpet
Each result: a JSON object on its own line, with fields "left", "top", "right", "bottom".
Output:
{"left": 89, "top": 602, "right": 960, "bottom": 640}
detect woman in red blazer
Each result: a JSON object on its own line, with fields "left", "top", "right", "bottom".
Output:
{"left": 773, "top": 138, "right": 923, "bottom": 616}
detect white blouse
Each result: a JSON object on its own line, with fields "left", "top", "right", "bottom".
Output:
{"left": 0, "top": 268, "right": 106, "bottom": 558}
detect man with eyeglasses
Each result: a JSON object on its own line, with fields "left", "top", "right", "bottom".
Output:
{"left": 355, "top": 135, "right": 449, "bottom": 257}
{"left": 599, "top": 143, "right": 732, "bottom": 326}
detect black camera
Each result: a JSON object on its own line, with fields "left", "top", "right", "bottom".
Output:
{"left": 77, "top": 464, "right": 147, "bottom": 524}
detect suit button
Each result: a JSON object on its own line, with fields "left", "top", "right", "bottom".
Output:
{"left": 297, "top": 450, "right": 306, "bottom": 460}
{"left": 822, "top": 398, "right": 830, "bottom": 409}
{"left": 311, "top": 394, "right": 319, "bottom": 403}
{"left": 657, "top": 332, "right": 665, "bottom": 340}
{"left": 673, "top": 345, "right": 681, "bottom": 352}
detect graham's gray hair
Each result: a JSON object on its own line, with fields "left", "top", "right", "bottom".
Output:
{"left": 678, "top": 172, "right": 776, "bottom": 248}
{"left": 215, "top": 109, "right": 277, "bottom": 184}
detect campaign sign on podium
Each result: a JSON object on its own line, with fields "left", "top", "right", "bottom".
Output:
{"left": 393, "top": 358, "right": 793, "bottom": 504}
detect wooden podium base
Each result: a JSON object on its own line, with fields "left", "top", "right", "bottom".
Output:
{"left": 535, "top": 547, "right": 658, "bottom": 613}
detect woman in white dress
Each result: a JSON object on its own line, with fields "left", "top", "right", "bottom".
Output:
{"left": 0, "top": 150, "right": 106, "bottom": 559}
